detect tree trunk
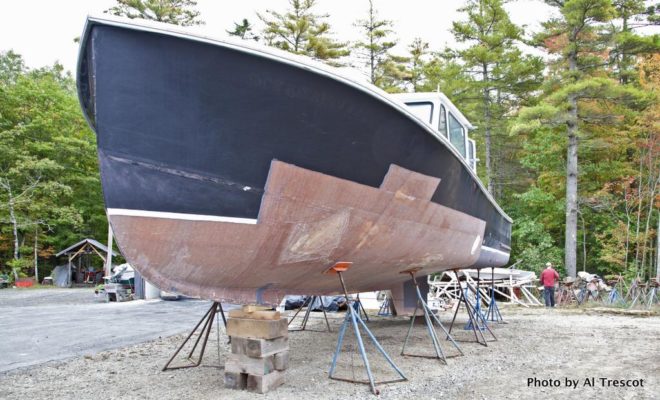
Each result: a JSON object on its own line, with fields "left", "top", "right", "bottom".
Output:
{"left": 368, "top": 0, "right": 376, "bottom": 84}
{"left": 34, "top": 226, "right": 39, "bottom": 283}
{"left": 565, "top": 126, "right": 578, "bottom": 278}
{"left": 634, "top": 149, "right": 644, "bottom": 273}
{"left": 564, "top": 51, "right": 579, "bottom": 278}
{"left": 7, "top": 188, "right": 20, "bottom": 260}
{"left": 656, "top": 209, "right": 659, "bottom": 279}
{"left": 624, "top": 186, "right": 631, "bottom": 270}
{"left": 482, "top": 62, "right": 493, "bottom": 194}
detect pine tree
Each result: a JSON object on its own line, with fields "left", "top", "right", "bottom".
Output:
{"left": 608, "top": 0, "right": 660, "bottom": 84}
{"left": 105, "top": 0, "right": 204, "bottom": 26}
{"left": 258, "top": 0, "right": 349, "bottom": 65}
{"left": 451, "top": 0, "right": 543, "bottom": 195}
{"left": 353, "top": 0, "right": 398, "bottom": 85}
{"left": 407, "top": 38, "right": 429, "bottom": 92}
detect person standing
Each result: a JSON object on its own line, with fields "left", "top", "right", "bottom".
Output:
{"left": 540, "top": 262, "right": 560, "bottom": 307}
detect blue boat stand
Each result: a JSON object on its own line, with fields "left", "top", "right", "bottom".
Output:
{"left": 400, "top": 268, "right": 463, "bottom": 363}
{"left": 327, "top": 262, "right": 407, "bottom": 395}
{"left": 447, "top": 269, "right": 497, "bottom": 346}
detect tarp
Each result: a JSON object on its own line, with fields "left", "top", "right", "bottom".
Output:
{"left": 51, "top": 265, "right": 70, "bottom": 287}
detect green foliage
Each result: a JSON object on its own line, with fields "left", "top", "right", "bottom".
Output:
{"left": 0, "top": 51, "right": 106, "bottom": 274}
{"left": 353, "top": 0, "right": 399, "bottom": 87}
{"left": 510, "top": 217, "right": 564, "bottom": 275}
{"left": 105, "top": 0, "right": 204, "bottom": 26}
{"left": 259, "top": 0, "right": 349, "bottom": 65}
{"left": 407, "top": 38, "right": 429, "bottom": 92}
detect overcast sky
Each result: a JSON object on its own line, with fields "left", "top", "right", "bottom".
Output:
{"left": 0, "top": 0, "right": 556, "bottom": 73}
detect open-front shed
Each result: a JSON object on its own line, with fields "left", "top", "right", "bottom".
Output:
{"left": 55, "top": 239, "right": 117, "bottom": 286}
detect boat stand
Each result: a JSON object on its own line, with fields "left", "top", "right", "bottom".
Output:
{"left": 447, "top": 270, "right": 496, "bottom": 347}
{"left": 400, "top": 268, "right": 463, "bottom": 363}
{"left": 353, "top": 293, "right": 370, "bottom": 322}
{"left": 162, "top": 301, "right": 227, "bottom": 371}
{"left": 465, "top": 269, "right": 487, "bottom": 330}
{"left": 485, "top": 268, "right": 505, "bottom": 323}
{"left": 288, "top": 295, "right": 332, "bottom": 332}
{"left": 378, "top": 292, "right": 393, "bottom": 316}
{"left": 326, "top": 262, "right": 407, "bottom": 395}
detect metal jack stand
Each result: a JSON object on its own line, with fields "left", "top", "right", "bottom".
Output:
{"left": 162, "top": 301, "right": 227, "bottom": 371}
{"left": 288, "top": 295, "right": 332, "bottom": 332}
{"left": 447, "top": 270, "right": 496, "bottom": 347}
{"left": 353, "top": 293, "right": 370, "bottom": 322}
{"left": 327, "top": 262, "right": 407, "bottom": 395}
{"left": 465, "top": 269, "right": 487, "bottom": 330}
{"left": 400, "top": 267, "right": 463, "bottom": 363}
{"left": 485, "top": 268, "right": 504, "bottom": 323}
{"left": 378, "top": 292, "right": 393, "bottom": 316}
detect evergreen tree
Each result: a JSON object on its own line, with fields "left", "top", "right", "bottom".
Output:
{"left": 608, "top": 0, "right": 660, "bottom": 84}
{"left": 407, "top": 38, "right": 429, "bottom": 92}
{"left": 227, "top": 19, "right": 260, "bottom": 41}
{"left": 451, "top": 0, "right": 543, "bottom": 195}
{"left": 353, "top": 0, "right": 398, "bottom": 85}
{"left": 258, "top": 0, "right": 349, "bottom": 65}
{"left": 105, "top": 0, "right": 204, "bottom": 26}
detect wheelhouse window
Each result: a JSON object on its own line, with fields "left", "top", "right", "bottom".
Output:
{"left": 405, "top": 102, "right": 434, "bottom": 124}
{"left": 468, "top": 139, "right": 477, "bottom": 171}
{"left": 438, "top": 105, "right": 447, "bottom": 137}
{"left": 448, "top": 112, "right": 466, "bottom": 157}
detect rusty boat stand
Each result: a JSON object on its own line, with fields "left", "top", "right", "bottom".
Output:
{"left": 447, "top": 269, "right": 496, "bottom": 347}
{"left": 326, "top": 262, "right": 407, "bottom": 395}
{"left": 288, "top": 295, "right": 332, "bottom": 332}
{"left": 400, "top": 267, "right": 463, "bottom": 363}
{"left": 162, "top": 301, "right": 227, "bottom": 371}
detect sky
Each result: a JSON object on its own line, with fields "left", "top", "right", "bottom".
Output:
{"left": 0, "top": 0, "right": 556, "bottom": 74}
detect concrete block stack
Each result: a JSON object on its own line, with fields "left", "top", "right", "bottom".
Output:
{"left": 224, "top": 305, "right": 289, "bottom": 394}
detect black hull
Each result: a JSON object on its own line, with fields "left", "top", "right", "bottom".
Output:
{"left": 77, "top": 17, "right": 511, "bottom": 268}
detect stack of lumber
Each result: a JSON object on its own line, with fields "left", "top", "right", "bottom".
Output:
{"left": 224, "top": 305, "right": 289, "bottom": 394}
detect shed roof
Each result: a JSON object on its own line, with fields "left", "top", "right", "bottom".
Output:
{"left": 55, "top": 238, "right": 118, "bottom": 258}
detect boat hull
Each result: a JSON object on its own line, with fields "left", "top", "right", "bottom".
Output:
{"left": 77, "top": 17, "right": 512, "bottom": 304}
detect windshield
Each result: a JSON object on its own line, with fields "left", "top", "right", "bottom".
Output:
{"left": 448, "top": 112, "right": 466, "bottom": 157}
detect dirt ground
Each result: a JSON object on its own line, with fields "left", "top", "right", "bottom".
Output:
{"left": 1, "top": 305, "right": 658, "bottom": 400}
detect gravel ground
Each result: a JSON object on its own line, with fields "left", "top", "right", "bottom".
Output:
{"left": 1, "top": 305, "right": 658, "bottom": 400}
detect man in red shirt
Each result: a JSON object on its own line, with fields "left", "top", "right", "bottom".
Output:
{"left": 540, "top": 262, "right": 560, "bottom": 307}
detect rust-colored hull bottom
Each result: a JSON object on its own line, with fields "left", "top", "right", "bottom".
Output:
{"left": 110, "top": 161, "right": 486, "bottom": 306}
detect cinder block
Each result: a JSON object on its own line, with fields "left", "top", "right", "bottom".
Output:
{"left": 247, "top": 370, "right": 286, "bottom": 394}
{"left": 231, "top": 336, "right": 289, "bottom": 357}
{"left": 273, "top": 351, "right": 289, "bottom": 371}
{"left": 227, "top": 317, "right": 288, "bottom": 339}
{"left": 226, "top": 352, "right": 286, "bottom": 376}
{"left": 224, "top": 372, "right": 247, "bottom": 390}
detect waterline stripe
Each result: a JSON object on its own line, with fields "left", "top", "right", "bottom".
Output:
{"left": 107, "top": 208, "right": 258, "bottom": 224}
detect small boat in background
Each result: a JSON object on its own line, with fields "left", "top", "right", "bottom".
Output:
{"left": 76, "top": 16, "right": 512, "bottom": 311}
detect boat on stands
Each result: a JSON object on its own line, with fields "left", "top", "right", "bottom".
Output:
{"left": 76, "top": 16, "right": 512, "bottom": 311}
